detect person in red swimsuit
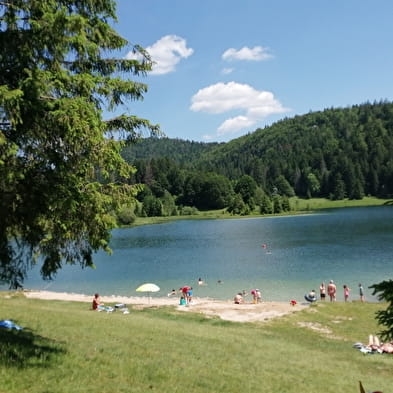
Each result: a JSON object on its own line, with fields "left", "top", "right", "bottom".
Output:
{"left": 92, "top": 293, "right": 103, "bottom": 310}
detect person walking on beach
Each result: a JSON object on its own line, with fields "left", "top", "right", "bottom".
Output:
{"left": 327, "top": 280, "right": 336, "bottom": 302}
{"left": 359, "top": 283, "right": 365, "bottom": 302}
{"left": 319, "top": 282, "right": 326, "bottom": 301}
{"left": 343, "top": 284, "right": 350, "bottom": 302}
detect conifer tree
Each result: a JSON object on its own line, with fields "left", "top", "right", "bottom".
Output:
{"left": 370, "top": 280, "right": 393, "bottom": 341}
{"left": 0, "top": 0, "right": 159, "bottom": 287}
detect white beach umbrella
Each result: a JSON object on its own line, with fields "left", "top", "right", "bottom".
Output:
{"left": 136, "top": 283, "right": 160, "bottom": 303}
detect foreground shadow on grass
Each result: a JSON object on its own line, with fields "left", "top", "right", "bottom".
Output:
{"left": 0, "top": 328, "right": 65, "bottom": 368}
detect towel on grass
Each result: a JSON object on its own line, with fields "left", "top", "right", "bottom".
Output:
{"left": 0, "top": 319, "right": 23, "bottom": 330}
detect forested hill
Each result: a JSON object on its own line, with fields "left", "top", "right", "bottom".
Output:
{"left": 123, "top": 101, "right": 393, "bottom": 200}
{"left": 197, "top": 101, "right": 393, "bottom": 198}
{"left": 121, "top": 137, "right": 220, "bottom": 165}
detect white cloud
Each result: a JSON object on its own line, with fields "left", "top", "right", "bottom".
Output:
{"left": 221, "top": 67, "right": 234, "bottom": 75}
{"left": 217, "top": 116, "right": 255, "bottom": 135}
{"left": 222, "top": 46, "right": 273, "bottom": 61}
{"left": 190, "top": 81, "right": 289, "bottom": 137}
{"left": 125, "top": 35, "right": 193, "bottom": 75}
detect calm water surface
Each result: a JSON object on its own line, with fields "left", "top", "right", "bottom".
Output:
{"left": 16, "top": 206, "right": 393, "bottom": 302}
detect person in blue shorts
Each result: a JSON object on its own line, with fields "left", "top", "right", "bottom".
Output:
{"left": 187, "top": 287, "right": 193, "bottom": 303}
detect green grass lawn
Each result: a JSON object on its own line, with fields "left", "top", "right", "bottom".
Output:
{"left": 0, "top": 292, "right": 391, "bottom": 393}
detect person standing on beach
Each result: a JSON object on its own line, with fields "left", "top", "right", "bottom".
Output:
{"left": 180, "top": 286, "right": 190, "bottom": 303}
{"left": 327, "top": 280, "right": 336, "bottom": 302}
{"left": 359, "top": 283, "right": 365, "bottom": 302}
{"left": 343, "top": 284, "right": 350, "bottom": 302}
{"left": 251, "top": 289, "right": 257, "bottom": 304}
{"left": 256, "top": 289, "right": 262, "bottom": 303}
{"left": 319, "top": 282, "right": 326, "bottom": 301}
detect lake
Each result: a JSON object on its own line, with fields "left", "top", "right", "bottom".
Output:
{"left": 12, "top": 206, "right": 393, "bottom": 302}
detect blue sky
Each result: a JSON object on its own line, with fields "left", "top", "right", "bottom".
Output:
{"left": 113, "top": 0, "right": 393, "bottom": 143}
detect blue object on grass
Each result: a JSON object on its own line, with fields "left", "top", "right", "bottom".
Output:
{"left": 0, "top": 319, "right": 23, "bottom": 330}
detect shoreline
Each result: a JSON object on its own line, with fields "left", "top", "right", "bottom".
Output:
{"left": 21, "top": 289, "right": 309, "bottom": 323}
{"left": 127, "top": 197, "right": 389, "bottom": 229}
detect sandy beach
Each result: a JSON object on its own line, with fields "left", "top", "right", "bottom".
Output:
{"left": 23, "top": 290, "right": 308, "bottom": 323}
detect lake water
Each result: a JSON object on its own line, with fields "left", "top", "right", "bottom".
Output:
{"left": 11, "top": 206, "right": 393, "bottom": 302}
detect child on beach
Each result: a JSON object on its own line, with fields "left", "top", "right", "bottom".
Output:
{"left": 343, "top": 285, "right": 350, "bottom": 302}
{"left": 359, "top": 283, "right": 365, "bottom": 302}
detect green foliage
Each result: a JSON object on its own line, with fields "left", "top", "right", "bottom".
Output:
{"left": 227, "top": 194, "right": 247, "bottom": 215}
{"left": 370, "top": 279, "right": 393, "bottom": 341}
{"left": 142, "top": 195, "right": 163, "bottom": 217}
{"left": 179, "top": 206, "right": 199, "bottom": 215}
{"left": 234, "top": 175, "right": 257, "bottom": 208}
{"left": 117, "top": 205, "right": 136, "bottom": 225}
{"left": 179, "top": 172, "right": 233, "bottom": 210}
{"left": 121, "top": 136, "right": 220, "bottom": 165}
{"left": 197, "top": 101, "right": 393, "bottom": 198}
{"left": 306, "top": 172, "right": 321, "bottom": 197}
{"left": 135, "top": 183, "right": 152, "bottom": 202}
{"left": 331, "top": 173, "right": 346, "bottom": 200}
{"left": 0, "top": 1, "right": 158, "bottom": 287}
{"left": 273, "top": 195, "right": 283, "bottom": 213}
{"left": 160, "top": 190, "right": 177, "bottom": 216}
{"left": 124, "top": 102, "right": 393, "bottom": 217}
{"left": 260, "top": 194, "right": 273, "bottom": 214}
{"left": 274, "top": 175, "right": 295, "bottom": 197}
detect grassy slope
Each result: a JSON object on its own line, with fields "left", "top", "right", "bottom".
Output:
{"left": 0, "top": 293, "right": 391, "bottom": 393}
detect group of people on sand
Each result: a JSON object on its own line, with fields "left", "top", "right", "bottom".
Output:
{"left": 314, "top": 281, "right": 365, "bottom": 302}
{"left": 167, "top": 286, "right": 194, "bottom": 305}
{"left": 233, "top": 289, "right": 261, "bottom": 304}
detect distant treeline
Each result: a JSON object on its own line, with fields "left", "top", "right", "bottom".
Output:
{"left": 118, "top": 101, "right": 393, "bottom": 222}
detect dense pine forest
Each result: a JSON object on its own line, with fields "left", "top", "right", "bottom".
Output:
{"left": 118, "top": 101, "right": 393, "bottom": 222}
